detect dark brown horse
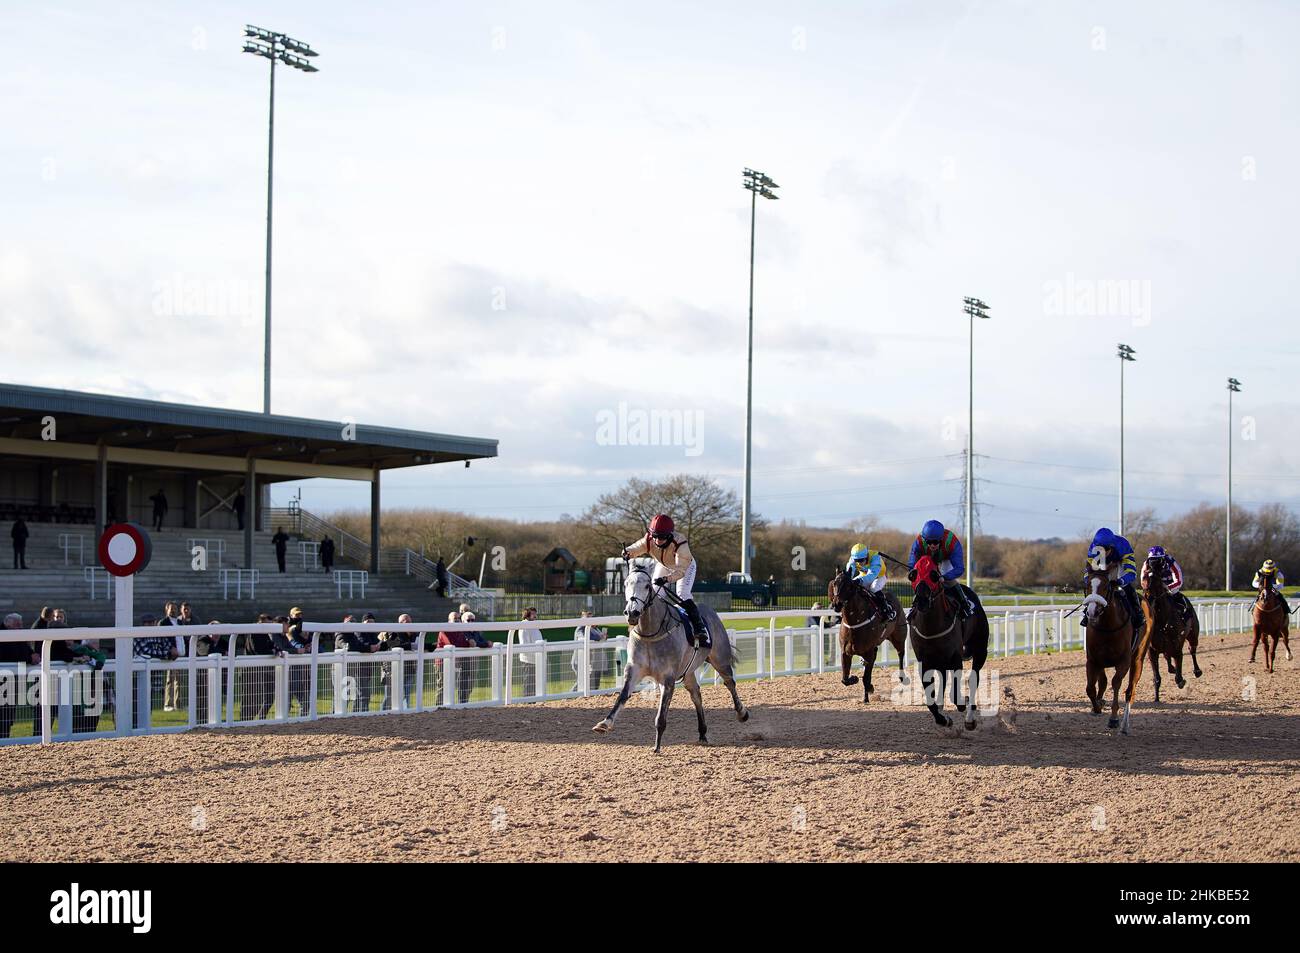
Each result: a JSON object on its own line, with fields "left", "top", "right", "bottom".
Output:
{"left": 1083, "top": 564, "right": 1136, "bottom": 731}
{"left": 828, "top": 569, "right": 907, "bottom": 703}
{"left": 905, "top": 556, "right": 989, "bottom": 729}
{"left": 1251, "top": 583, "right": 1291, "bottom": 674}
{"left": 1140, "top": 572, "right": 1202, "bottom": 703}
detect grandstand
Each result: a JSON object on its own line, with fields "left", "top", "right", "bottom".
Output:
{"left": 0, "top": 382, "right": 497, "bottom": 625}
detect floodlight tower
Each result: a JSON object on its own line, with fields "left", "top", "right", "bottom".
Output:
{"left": 1226, "top": 377, "right": 1242, "bottom": 590}
{"left": 243, "top": 26, "right": 319, "bottom": 415}
{"left": 962, "top": 296, "right": 990, "bottom": 586}
{"left": 739, "top": 168, "right": 779, "bottom": 577}
{"left": 1117, "top": 343, "right": 1137, "bottom": 534}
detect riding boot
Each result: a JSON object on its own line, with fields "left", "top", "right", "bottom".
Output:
{"left": 1124, "top": 586, "right": 1144, "bottom": 631}
{"left": 682, "top": 599, "right": 711, "bottom": 649}
{"left": 1279, "top": 592, "right": 1291, "bottom": 616}
{"left": 873, "top": 589, "right": 897, "bottom": 621}
{"left": 950, "top": 585, "right": 973, "bottom": 619}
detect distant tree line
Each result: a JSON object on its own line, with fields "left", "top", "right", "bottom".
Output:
{"left": 327, "top": 475, "right": 1298, "bottom": 593}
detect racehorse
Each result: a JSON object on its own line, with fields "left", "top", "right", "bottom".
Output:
{"left": 592, "top": 564, "right": 749, "bottom": 752}
{"left": 1250, "top": 581, "right": 1291, "bottom": 674}
{"left": 904, "top": 556, "right": 989, "bottom": 729}
{"left": 1140, "top": 570, "right": 1202, "bottom": 703}
{"left": 828, "top": 568, "right": 907, "bottom": 703}
{"left": 1082, "top": 552, "right": 1139, "bottom": 732}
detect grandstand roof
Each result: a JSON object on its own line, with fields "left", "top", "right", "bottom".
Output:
{"left": 0, "top": 382, "right": 497, "bottom": 481}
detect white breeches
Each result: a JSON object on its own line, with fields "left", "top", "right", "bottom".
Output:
{"left": 674, "top": 560, "right": 697, "bottom": 601}
{"left": 858, "top": 576, "right": 886, "bottom": 594}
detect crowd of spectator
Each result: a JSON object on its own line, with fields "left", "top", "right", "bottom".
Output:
{"left": 2, "top": 600, "right": 626, "bottom": 737}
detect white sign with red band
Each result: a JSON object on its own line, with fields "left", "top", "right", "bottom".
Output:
{"left": 97, "top": 523, "right": 153, "bottom": 577}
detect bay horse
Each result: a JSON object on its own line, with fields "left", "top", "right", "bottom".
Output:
{"left": 904, "top": 556, "right": 989, "bottom": 729}
{"left": 1250, "top": 582, "right": 1291, "bottom": 674}
{"left": 1082, "top": 553, "right": 1138, "bottom": 733}
{"left": 827, "top": 568, "right": 907, "bottom": 703}
{"left": 1140, "top": 571, "right": 1202, "bottom": 703}
{"left": 592, "top": 564, "right": 748, "bottom": 752}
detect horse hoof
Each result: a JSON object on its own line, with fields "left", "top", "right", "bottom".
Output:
{"left": 937, "top": 715, "right": 953, "bottom": 728}
{"left": 1194, "top": 669, "right": 1203, "bottom": 678}
{"left": 592, "top": 721, "right": 611, "bottom": 734}
{"left": 1175, "top": 677, "right": 1186, "bottom": 689}
{"left": 1107, "top": 718, "right": 1119, "bottom": 730}
{"left": 737, "top": 709, "right": 750, "bottom": 722}
{"left": 965, "top": 719, "right": 977, "bottom": 731}
{"left": 698, "top": 737, "right": 709, "bottom": 746}
{"left": 843, "top": 675, "right": 858, "bottom": 686}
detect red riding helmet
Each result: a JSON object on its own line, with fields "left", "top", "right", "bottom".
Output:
{"left": 647, "top": 514, "right": 675, "bottom": 541}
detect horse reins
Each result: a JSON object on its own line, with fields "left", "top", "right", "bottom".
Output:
{"left": 627, "top": 567, "right": 705, "bottom": 681}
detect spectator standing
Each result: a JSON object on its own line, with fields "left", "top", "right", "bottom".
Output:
{"left": 436, "top": 611, "right": 488, "bottom": 703}
{"left": 432, "top": 610, "right": 461, "bottom": 702}
{"left": 149, "top": 489, "right": 168, "bottom": 531}
{"left": 240, "top": 613, "right": 277, "bottom": 721}
{"left": 11, "top": 518, "right": 29, "bottom": 569}
{"left": 159, "top": 601, "right": 186, "bottom": 712}
{"left": 512, "top": 606, "right": 544, "bottom": 698}
{"left": 271, "top": 527, "right": 289, "bottom": 573}
{"left": 273, "top": 608, "right": 311, "bottom": 716}
{"left": 378, "top": 613, "right": 418, "bottom": 711}
{"left": 571, "top": 610, "right": 610, "bottom": 692}
{"left": 232, "top": 491, "right": 246, "bottom": 530}
{"left": 435, "top": 557, "right": 448, "bottom": 597}
{"left": 320, "top": 535, "right": 335, "bottom": 573}
{"left": 132, "top": 613, "right": 175, "bottom": 729}
{"left": 334, "top": 612, "right": 381, "bottom": 712}
{"left": 193, "top": 620, "right": 227, "bottom": 723}
{"left": 1, "top": 613, "right": 35, "bottom": 738}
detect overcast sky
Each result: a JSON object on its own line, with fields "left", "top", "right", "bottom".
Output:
{"left": 3, "top": 1, "right": 1298, "bottom": 540}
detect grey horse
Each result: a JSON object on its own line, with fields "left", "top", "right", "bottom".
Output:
{"left": 592, "top": 564, "right": 749, "bottom": 752}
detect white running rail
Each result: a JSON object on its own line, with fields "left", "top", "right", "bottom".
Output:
{"left": 0, "top": 600, "right": 1254, "bottom": 746}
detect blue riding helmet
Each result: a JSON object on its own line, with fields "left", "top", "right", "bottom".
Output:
{"left": 921, "top": 519, "right": 945, "bottom": 542}
{"left": 1093, "top": 527, "right": 1116, "bottom": 550}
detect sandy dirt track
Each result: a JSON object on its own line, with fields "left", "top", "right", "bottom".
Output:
{"left": 2, "top": 632, "right": 1295, "bottom": 862}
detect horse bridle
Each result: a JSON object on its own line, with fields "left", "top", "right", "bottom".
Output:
{"left": 1085, "top": 570, "right": 1133, "bottom": 636}
{"left": 907, "top": 579, "right": 957, "bottom": 640}
{"left": 625, "top": 566, "right": 676, "bottom": 642}
{"left": 1255, "top": 586, "right": 1283, "bottom": 614}
{"left": 832, "top": 571, "right": 878, "bottom": 630}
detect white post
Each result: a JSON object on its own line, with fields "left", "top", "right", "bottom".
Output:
{"left": 114, "top": 574, "right": 133, "bottom": 737}
{"left": 274, "top": 659, "right": 287, "bottom": 721}
{"left": 309, "top": 633, "right": 319, "bottom": 719}
{"left": 186, "top": 637, "right": 198, "bottom": 729}
{"left": 581, "top": 631, "right": 591, "bottom": 699}
{"left": 768, "top": 619, "right": 777, "bottom": 680}
{"left": 391, "top": 653, "right": 404, "bottom": 711}
{"left": 415, "top": 635, "right": 426, "bottom": 711}
{"left": 443, "top": 651, "right": 455, "bottom": 706}
{"left": 225, "top": 637, "right": 238, "bottom": 724}
{"left": 333, "top": 653, "right": 346, "bottom": 714}
{"left": 39, "top": 640, "right": 52, "bottom": 745}
{"left": 206, "top": 663, "right": 220, "bottom": 725}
